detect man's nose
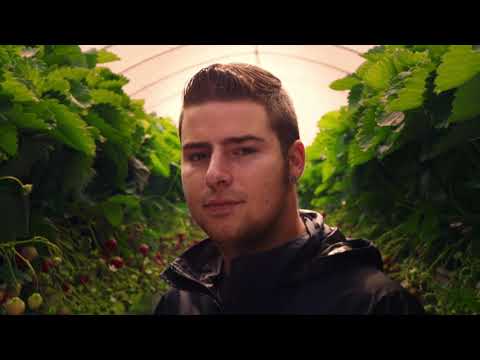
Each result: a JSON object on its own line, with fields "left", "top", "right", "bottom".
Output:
{"left": 205, "top": 151, "right": 233, "bottom": 190}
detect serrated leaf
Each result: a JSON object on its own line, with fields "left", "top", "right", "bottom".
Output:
{"left": 387, "top": 48, "right": 430, "bottom": 73}
{"left": 96, "top": 49, "right": 120, "bottom": 64}
{"left": 448, "top": 74, "right": 480, "bottom": 123}
{"left": 43, "top": 45, "right": 87, "bottom": 68}
{"left": 90, "top": 89, "right": 126, "bottom": 107}
{"left": 42, "top": 71, "right": 71, "bottom": 95}
{"left": 0, "top": 123, "right": 18, "bottom": 156}
{"left": 97, "top": 79, "right": 129, "bottom": 92}
{"left": 386, "top": 64, "right": 434, "bottom": 112}
{"left": 348, "top": 84, "right": 363, "bottom": 107}
{"left": 347, "top": 139, "right": 373, "bottom": 167}
{"left": 6, "top": 104, "right": 50, "bottom": 131}
{"left": 1, "top": 74, "right": 37, "bottom": 102}
{"left": 362, "top": 46, "right": 386, "bottom": 61}
{"left": 50, "top": 67, "right": 91, "bottom": 82}
{"left": 363, "top": 57, "right": 396, "bottom": 91}
{"left": 330, "top": 75, "right": 360, "bottom": 91}
{"left": 355, "top": 107, "right": 382, "bottom": 151}
{"left": 44, "top": 100, "right": 96, "bottom": 156}
{"left": 69, "top": 81, "right": 92, "bottom": 109}
{"left": 85, "top": 111, "right": 124, "bottom": 145}
{"left": 411, "top": 45, "right": 449, "bottom": 62}
{"left": 435, "top": 45, "right": 480, "bottom": 94}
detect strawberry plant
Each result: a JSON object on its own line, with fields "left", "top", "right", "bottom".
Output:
{"left": 300, "top": 45, "right": 480, "bottom": 314}
{"left": 0, "top": 45, "right": 205, "bottom": 315}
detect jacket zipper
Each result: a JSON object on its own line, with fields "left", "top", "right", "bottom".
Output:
{"left": 170, "top": 264, "right": 224, "bottom": 312}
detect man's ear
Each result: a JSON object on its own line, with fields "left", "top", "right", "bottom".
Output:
{"left": 288, "top": 140, "right": 305, "bottom": 181}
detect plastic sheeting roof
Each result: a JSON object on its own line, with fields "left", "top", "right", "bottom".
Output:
{"left": 80, "top": 45, "right": 375, "bottom": 145}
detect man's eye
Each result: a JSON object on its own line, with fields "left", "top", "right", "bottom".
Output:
{"left": 188, "top": 153, "right": 208, "bottom": 162}
{"left": 233, "top": 147, "right": 257, "bottom": 156}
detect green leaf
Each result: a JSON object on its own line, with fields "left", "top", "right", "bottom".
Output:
{"left": 96, "top": 49, "right": 121, "bottom": 64}
{"left": 6, "top": 104, "right": 50, "bottom": 131}
{"left": 107, "top": 194, "right": 141, "bottom": 208}
{"left": 60, "top": 152, "right": 95, "bottom": 197}
{"left": 44, "top": 100, "right": 96, "bottom": 156}
{"left": 386, "top": 64, "right": 434, "bottom": 112}
{"left": 0, "top": 123, "right": 18, "bottom": 156}
{"left": 363, "top": 57, "right": 396, "bottom": 90}
{"left": 49, "top": 67, "right": 90, "bottom": 82}
{"left": 330, "top": 75, "right": 360, "bottom": 91}
{"left": 90, "top": 89, "right": 126, "bottom": 108}
{"left": 97, "top": 79, "right": 129, "bottom": 92}
{"left": 43, "top": 45, "right": 88, "bottom": 68}
{"left": 420, "top": 117, "right": 480, "bottom": 161}
{"left": 348, "top": 138, "right": 374, "bottom": 167}
{"left": 411, "top": 45, "right": 449, "bottom": 62}
{"left": 0, "top": 74, "right": 37, "bottom": 102}
{"left": 348, "top": 84, "right": 363, "bottom": 107}
{"left": 355, "top": 106, "right": 383, "bottom": 151}
{"left": 362, "top": 46, "right": 386, "bottom": 61}
{"left": 448, "top": 74, "right": 480, "bottom": 123}
{"left": 101, "top": 201, "right": 124, "bottom": 227}
{"left": 149, "top": 153, "right": 170, "bottom": 178}
{"left": 387, "top": 48, "right": 430, "bottom": 73}
{"left": 85, "top": 111, "right": 125, "bottom": 145}
{"left": 41, "top": 71, "right": 71, "bottom": 95}
{"left": 435, "top": 45, "right": 480, "bottom": 94}
{"left": 104, "top": 142, "right": 129, "bottom": 187}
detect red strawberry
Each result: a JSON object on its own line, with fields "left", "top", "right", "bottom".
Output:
{"left": 62, "top": 282, "right": 72, "bottom": 294}
{"left": 139, "top": 244, "right": 149, "bottom": 257}
{"left": 110, "top": 256, "right": 124, "bottom": 269}
{"left": 105, "top": 238, "right": 118, "bottom": 252}
{"left": 42, "top": 258, "right": 55, "bottom": 273}
{"left": 79, "top": 275, "right": 89, "bottom": 285}
{"left": 177, "top": 233, "right": 186, "bottom": 243}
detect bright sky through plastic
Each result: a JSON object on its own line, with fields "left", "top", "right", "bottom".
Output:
{"left": 81, "top": 45, "right": 374, "bottom": 146}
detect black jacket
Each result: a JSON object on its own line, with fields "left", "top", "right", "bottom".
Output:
{"left": 154, "top": 210, "right": 424, "bottom": 314}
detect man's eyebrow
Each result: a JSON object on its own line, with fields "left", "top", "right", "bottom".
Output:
{"left": 182, "top": 135, "right": 266, "bottom": 150}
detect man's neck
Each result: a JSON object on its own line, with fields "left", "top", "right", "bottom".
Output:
{"left": 221, "top": 203, "right": 307, "bottom": 275}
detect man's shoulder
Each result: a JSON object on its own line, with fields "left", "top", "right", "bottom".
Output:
{"left": 303, "top": 265, "right": 424, "bottom": 314}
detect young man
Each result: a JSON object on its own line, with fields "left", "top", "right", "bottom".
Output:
{"left": 154, "top": 63, "right": 424, "bottom": 314}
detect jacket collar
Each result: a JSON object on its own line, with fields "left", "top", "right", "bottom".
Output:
{"left": 162, "top": 210, "right": 329, "bottom": 293}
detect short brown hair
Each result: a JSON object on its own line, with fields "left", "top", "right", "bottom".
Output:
{"left": 179, "top": 63, "right": 299, "bottom": 158}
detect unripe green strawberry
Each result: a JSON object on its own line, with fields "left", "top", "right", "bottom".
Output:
{"left": 28, "top": 293, "right": 43, "bottom": 310}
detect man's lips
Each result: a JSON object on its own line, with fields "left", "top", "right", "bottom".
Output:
{"left": 204, "top": 200, "right": 244, "bottom": 207}
{"left": 203, "top": 200, "right": 244, "bottom": 216}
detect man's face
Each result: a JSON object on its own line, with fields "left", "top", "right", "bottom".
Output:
{"left": 180, "top": 100, "right": 291, "bottom": 248}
